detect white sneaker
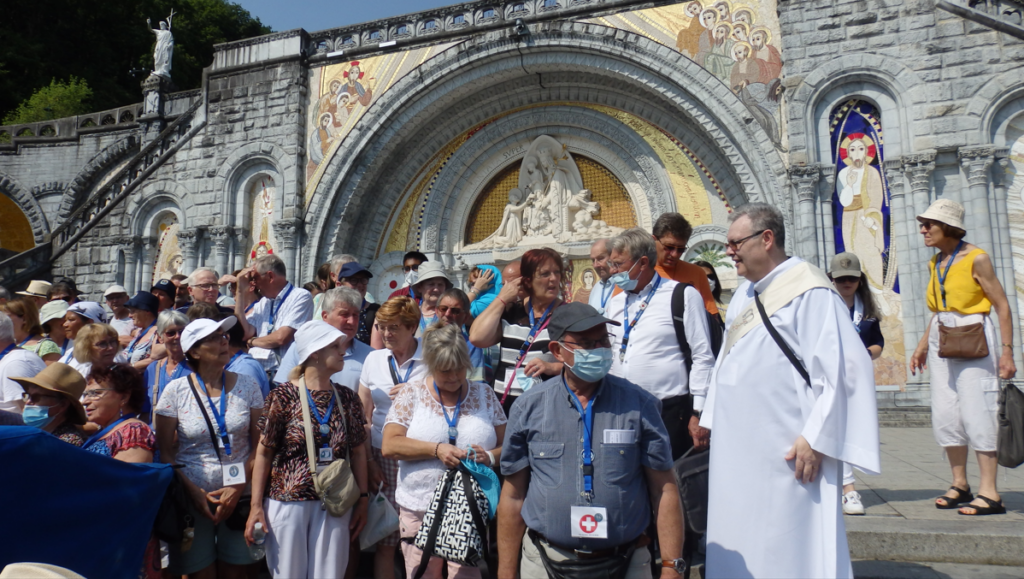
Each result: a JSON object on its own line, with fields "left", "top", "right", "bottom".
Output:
{"left": 843, "top": 490, "right": 865, "bottom": 515}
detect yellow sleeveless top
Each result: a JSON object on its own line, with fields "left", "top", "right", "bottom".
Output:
{"left": 926, "top": 248, "right": 992, "bottom": 314}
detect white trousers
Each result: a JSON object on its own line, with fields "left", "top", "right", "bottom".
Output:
{"left": 842, "top": 463, "right": 856, "bottom": 487}
{"left": 927, "top": 313, "right": 1000, "bottom": 451}
{"left": 264, "top": 499, "right": 352, "bottom": 579}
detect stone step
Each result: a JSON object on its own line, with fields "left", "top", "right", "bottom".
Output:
{"left": 854, "top": 560, "right": 1024, "bottom": 579}
{"left": 877, "top": 408, "right": 931, "bottom": 428}
{"left": 847, "top": 517, "right": 1024, "bottom": 567}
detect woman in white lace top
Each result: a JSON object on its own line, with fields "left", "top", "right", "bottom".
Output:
{"left": 383, "top": 322, "right": 507, "bottom": 579}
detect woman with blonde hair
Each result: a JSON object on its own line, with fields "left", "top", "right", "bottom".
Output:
{"left": 71, "top": 323, "right": 125, "bottom": 379}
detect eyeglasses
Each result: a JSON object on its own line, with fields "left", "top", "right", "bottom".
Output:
{"left": 94, "top": 340, "right": 118, "bottom": 349}
{"left": 561, "top": 334, "right": 614, "bottom": 350}
{"left": 402, "top": 264, "right": 420, "bottom": 273}
{"left": 375, "top": 323, "right": 406, "bottom": 334}
{"left": 657, "top": 238, "right": 687, "bottom": 255}
{"left": 162, "top": 328, "right": 181, "bottom": 337}
{"left": 21, "top": 392, "right": 60, "bottom": 405}
{"left": 82, "top": 388, "right": 115, "bottom": 401}
{"left": 199, "top": 332, "right": 228, "bottom": 345}
{"left": 437, "top": 306, "right": 464, "bottom": 316}
{"left": 191, "top": 283, "right": 219, "bottom": 291}
{"left": 725, "top": 230, "right": 767, "bottom": 251}
{"left": 833, "top": 276, "right": 860, "bottom": 284}
{"left": 340, "top": 277, "right": 369, "bottom": 286}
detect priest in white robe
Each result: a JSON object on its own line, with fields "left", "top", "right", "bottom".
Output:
{"left": 699, "top": 203, "right": 880, "bottom": 579}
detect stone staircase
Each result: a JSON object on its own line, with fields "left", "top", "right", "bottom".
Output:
{"left": 0, "top": 97, "right": 207, "bottom": 287}
{"left": 938, "top": 0, "right": 1024, "bottom": 39}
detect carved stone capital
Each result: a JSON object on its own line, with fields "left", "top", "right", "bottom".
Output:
{"left": 272, "top": 219, "right": 303, "bottom": 247}
{"left": 209, "top": 226, "right": 234, "bottom": 251}
{"left": 902, "top": 151, "right": 937, "bottom": 193}
{"left": 177, "top": 229, "right": 201, "bottom": 258}
{"left": 789, "top": 164, "right": 821, "bottom": 203}
{"left": 958, "top": 145, "right": 996, "bottom": 186}
{"left": 883, "top": 159, "right": 906, "bottom": 200}
{"left": 116, "top": 235, "right": 143, "bottom": 253}
{"left": 993, "top": 147, "right": 1012, "bottom": 188}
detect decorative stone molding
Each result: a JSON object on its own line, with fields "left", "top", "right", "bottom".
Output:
{"left": 272, "top": 219, "right": 303, "bottom": 249}
{"left": 883, "top": 159, "right": 906, "bottom": 200}
{"left": 0, "top": 172, "right": 51, "bottom": 246}
{"left": 209, "top": 226, "right": 234, "bottom": 251}
{"left": 177, "top": 229, "right": 201, "bottom": 258}
{"left": 993, "top": 147, "right": 1012, "bottom": 188}
{"left": 58, "top": 137, "right": 140, "bottom": 222}
{"left": 903, "top": 152, "right": 937, "bottom": 193}
{"left": 789, "top": 165, "right": 822, "bottom": 203}
{"left": 958, "top": 145, "right": 997, "bottom": 187}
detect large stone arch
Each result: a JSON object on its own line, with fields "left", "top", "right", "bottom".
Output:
{"left": 57, "top": 136, "right": 139, "bottom": 223}
{"left": 976, "top": 67, "right": 1024, "bottom": 146}
{"left": 302, "top": 21, "right": 788, "bottom": 279}
{"left": 213, "top": 141, "right": 295, "bottom": 226}
{"left": 0, "top": 172, "right": 49, "bottom": 246}
{"left": 124, "top": 179, "right": 194, "bottom": 235}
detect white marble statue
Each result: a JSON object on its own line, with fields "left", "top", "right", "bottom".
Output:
{"left": 464, "top": 135, "right": 623, "bottom": 251}
{"left": 148, "top": 11, "right": 176, "bottom": 79}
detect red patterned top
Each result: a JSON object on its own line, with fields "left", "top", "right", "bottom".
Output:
{"left": 258, "top": 382, "right": 367, "bottom": 502}
{"left": 83, "top": 420, "right": 157, "bottom": 458}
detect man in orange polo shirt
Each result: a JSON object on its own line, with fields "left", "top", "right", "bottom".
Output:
{"left": 612, "top": 213, "right": 719, "bottom": 315}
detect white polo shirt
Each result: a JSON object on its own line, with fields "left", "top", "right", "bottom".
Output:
{"left": 0, "top": 348, "right": 46, "bottom": 413}
{"left": 606, "top": 275, "right": 714, "bottom": 402}
{"left": 246, "top": 282, "right": 314, "bottom": 371}
{"left": 358, "top": 340, "right": 427, "bottom": 448}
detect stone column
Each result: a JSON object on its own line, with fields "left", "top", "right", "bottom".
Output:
{"left": 272, "top": 220, "right": 303, "bottom": 284}
{"left": 233, "top": 229, "right": 250, "bottom": 272}
{"left": 903, "top": 151, "right": 937, "bottom": 319}
{"left": 139, "top": 237, "right": 157, "bottom": 290}
{"left": 884, "top": 159, "right": 921, "bottom": 362}
{"left": 815, "top": 165, "right": 836, "bottom": 267}
{"left": 178, "top": 228, "right": 201, "bottom": 275}
{"left": 209, "top": 226, "right": 233, "bottom": 278}
{"left": 958, "top": 145, "right": 996, "bottom": 255}
{"left": 991, "top": 150, "right": 1023, "bottom": 370}
{"left": 789, "top": 165, "right": 822, "bottom": 267}
{"left": 117, "top": 236, "right": 142, "bottom": 293}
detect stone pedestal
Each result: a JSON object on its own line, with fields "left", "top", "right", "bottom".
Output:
{"left": 140, "top": 74, "right": 173, "bottom": 143}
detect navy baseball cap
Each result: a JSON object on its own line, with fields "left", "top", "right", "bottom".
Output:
{"left": 547, "top": 302, "right": 620, "bottom": 342}
{"left": 151, "top": 279, "right": 175, "bottom": 297}
{"left": 338, "top": 262, "right": 373, "bottom": 279}
{"left": 125, "top": 292, "right": 160, "bottom": 315}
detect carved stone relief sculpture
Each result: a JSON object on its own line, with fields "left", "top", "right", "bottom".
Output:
{"left": 463, "top": 135, "right": 622, "bottom": 251}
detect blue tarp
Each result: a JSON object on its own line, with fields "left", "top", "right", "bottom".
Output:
{"left": 0, "top": 426, "right": 173, "bottom": 579}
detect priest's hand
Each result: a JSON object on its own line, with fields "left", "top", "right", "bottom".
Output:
{"left": 785, "top": 436, "right": 823, "bottom": 484}
{"left": 688, "top": 416, "right": 710, "bottom": 450}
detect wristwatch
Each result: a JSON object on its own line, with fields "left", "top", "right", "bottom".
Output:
{"left": 663, "top": 558, "right": 689, "bottom": 575}
{"left": 691, "top": 409, "right": 702, "bottom": 419}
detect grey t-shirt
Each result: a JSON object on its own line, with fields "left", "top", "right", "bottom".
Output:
{"left": 500, "top": 373, "right": 673, "bottom": 550}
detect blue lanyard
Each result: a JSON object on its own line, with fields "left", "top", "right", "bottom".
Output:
{"left": 515, "top": 300, "right": 556, "bottom": 363}
{"left": 60, "top": 339, "right": 69, "bottom": 355}
{"left": 934, "top": 240, "right": 965, "bottom": 309}
{"left": 155, "top": 359, "right": 190, "bottom": 410}
{"left": 306, "top": 388, "right": 336, "bottom": 442}
{"left": 408, "top": 286, "right": 416, "bottom": 299}
{"left": 83, "top": 414, "right": 137, "bottom": 449}
{"left": 562, "top": 375, "right": 597, "bottom": 498}
{"left": 244, "top": 302, "right": 256, "bottom": 314}
{"left": 0, "top": 344, "right": 15, "bottom": 362}
{"left": 419, "top": 313, "right": 437, "bottom": 332}
{"left": 619, "top": 276, "right": 663, "bottom": 362}
{"left": 268, "top": 284, "right": 294, "bottom": 330}
{"left": 17, "top": 336, "right": 32, "bottom": 347}
{"left": 389, "top": 356, "right": 414, "bottom": 384}
{"left": 599, "top": 281, "right": 613, "bottom": 309}
{"left": 197, "top": 372, "right": 231, "bottom": 456}
{"left": 126, "top": 321, "right": 156, "bottom": 357}
{"left": 227, "top": 351, "right": 244, "bottom": 368}
{"left": 434, "top": 381, "right": 464, "bottom": 444}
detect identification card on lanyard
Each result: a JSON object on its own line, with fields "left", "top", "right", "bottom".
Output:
{"left": 619, "top": 277, "right": 662, "bottom": 363}
{"left": 265, "top": 284, "right": 294, "bottom": 335}
{"left": 597, "top": 282, "right": 613, "bottom": 315}
{"left": 307, "top": 388, "right": 336, "bottom": 464}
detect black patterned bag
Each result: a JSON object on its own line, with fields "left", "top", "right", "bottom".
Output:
{"left": 410, "top": 464, "right": 490, "bottom": 579}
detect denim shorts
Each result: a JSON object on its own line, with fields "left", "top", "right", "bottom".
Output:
{"left": 166, "top": 502, "right": 255, "bottom": 574}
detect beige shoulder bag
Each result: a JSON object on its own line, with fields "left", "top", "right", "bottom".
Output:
{"left": 298, "top": 378, "right": 360, "bottom": 516}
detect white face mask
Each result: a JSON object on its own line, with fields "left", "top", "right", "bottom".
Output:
{"left": 708, "top": 278, "right": 717, "bottom": 292}
{"left": 404, "top": 270, "right": 419, "bottom": 287}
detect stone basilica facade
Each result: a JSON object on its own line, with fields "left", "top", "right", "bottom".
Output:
{"left": 3, "top": 0, "right": 1024, "bottom": 401}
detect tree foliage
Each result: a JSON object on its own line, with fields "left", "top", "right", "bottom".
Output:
{"left": 0, "top": 0, "right": 270, "bottom": 121}
{"left": 689, "top": 243, "right": 733, "bottom": 269}
{"left": 2, "top": 77, "right": 94, "bottom": 125}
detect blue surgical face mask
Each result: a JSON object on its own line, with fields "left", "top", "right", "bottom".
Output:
{"left": 564, "top": 346, "right": 614, "bottom": 383}
{"left": 22, "top": 405, "right": 55, "bottom": 429}
{"left": 609, "top": 260, "right": 641, "bottom": 292}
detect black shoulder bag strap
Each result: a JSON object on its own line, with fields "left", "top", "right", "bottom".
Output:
{"left": 186, "top": 374, "right": 223, "bottom": 460}
{"left": 413, "top": 468, "right": 457, "bottom": 579}
{"left": 754, "top": 291, "right": 811, "bottom": 387}
{"left": 671, "top": 283, "right": 693, "bottom": 375}
{"left": 388, "top": 355, "right": 402, "bottom": 385}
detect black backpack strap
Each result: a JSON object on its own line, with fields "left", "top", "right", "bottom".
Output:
{"left": 459, "top": 464, "right": 490, "bottom": 562}
{"left": 413, "top": 468, "right": 456, "bottom": 579}
{"left": 671, "top": 283, "right": 693, "bottom": 374}
{"left": 754, "top": 292, "right": 810, "bottom": 387}
{"left": 186, "top": 374, "right": 222, "bottom": 460}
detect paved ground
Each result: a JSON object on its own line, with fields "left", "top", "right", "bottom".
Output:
{"left": 850, "top": 427, "right": 1024, "bottom": 521}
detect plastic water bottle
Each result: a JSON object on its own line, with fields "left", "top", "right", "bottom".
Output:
{"left": 249, "top": 522, "right": 266, "bottom": 560}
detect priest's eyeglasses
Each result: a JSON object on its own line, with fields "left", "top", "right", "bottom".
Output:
{"left": 725, "top": 230, "right": 767, "bottom": 251}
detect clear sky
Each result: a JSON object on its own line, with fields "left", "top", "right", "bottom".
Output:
{"left": 234, "top": 0, "right": 459, "bottom": 33}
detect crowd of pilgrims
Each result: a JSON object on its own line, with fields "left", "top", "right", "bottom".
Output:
{"left": 0, "top": 200, "right": 1013, "bottom": 579}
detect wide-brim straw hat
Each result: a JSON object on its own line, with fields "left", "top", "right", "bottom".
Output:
{"left": 11, "top": 363, "right": 88, "bottom": 425}
{"left": 0, "top": 563, "right": 86, "bottom": 579}
{"left": 16, "top": 280, "right": 52, "bottom": 298}
{"left": 916, "top": 199, "right": 965, "bottom": 231}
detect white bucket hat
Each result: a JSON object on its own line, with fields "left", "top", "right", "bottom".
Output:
{"left": 916, "top": 199, "right": 965, "bottom": 231}
{"left": 181, "top": 316, "right": 237, "bottom": 353}
{"left": 39, "top": 300, "right": 70, "bottom": 325}
{"left": 413, "top": 262, "right": 452, "bottom": 287}
{"left": 294, "top": 320, "right": 345, "bottom": 365}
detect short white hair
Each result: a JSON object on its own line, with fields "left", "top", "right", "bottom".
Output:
{"left": 330, "top": 254, "right": 357, "bottom": 275}
{"left": 322, "top": 287, "right": 362, "bottom": 313}
{"left": 611, "top": 228, "right": 658, "bottom": 265}
{"left": 0, "top": 312, "right": 13, "bottom": 342}
{"left": 187, "top": 267, "right": 220, "bottom": 285}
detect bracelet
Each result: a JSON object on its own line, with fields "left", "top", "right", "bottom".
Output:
{"left": 1003, "top": 343, "right": 1014, "bottom": 349}
{"left": 359, "top": 492, "right": 368, "bottom": 498}
{"left": 485, "top": 450, "right": 496, "bottom": 467}
{"left": 434, "top": 442, "right": 441, "bottom": 458}
{"left": 498, "top": 297, "right": 508, "bottom": 306}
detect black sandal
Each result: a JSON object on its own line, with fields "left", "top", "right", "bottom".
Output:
{"left": 935, "top": 485, "right": 973, "bottom": 509}
{"left": 958, "top": 495, "right": 1006, "bottom": 516}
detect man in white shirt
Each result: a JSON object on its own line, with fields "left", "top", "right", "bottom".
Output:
{"left": 235, "top": 254, "right": 313, "bottom": 376}
{"left": 273, "top": 287, "right": 372, "bottom": 389}
{"left": 104, "top": 285, "right": 134, "bottom": 346}
{"left": 183, "top": 268, "right": 234, "bottom": 314}
{"left": 605, "top": 228, "right": 715, "bottom": 460}
{"left": 587, "top": 238, "right": 615, "bottom": 314}
{"left": 0, "top": 312, "right": 47, "bottom": 413}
